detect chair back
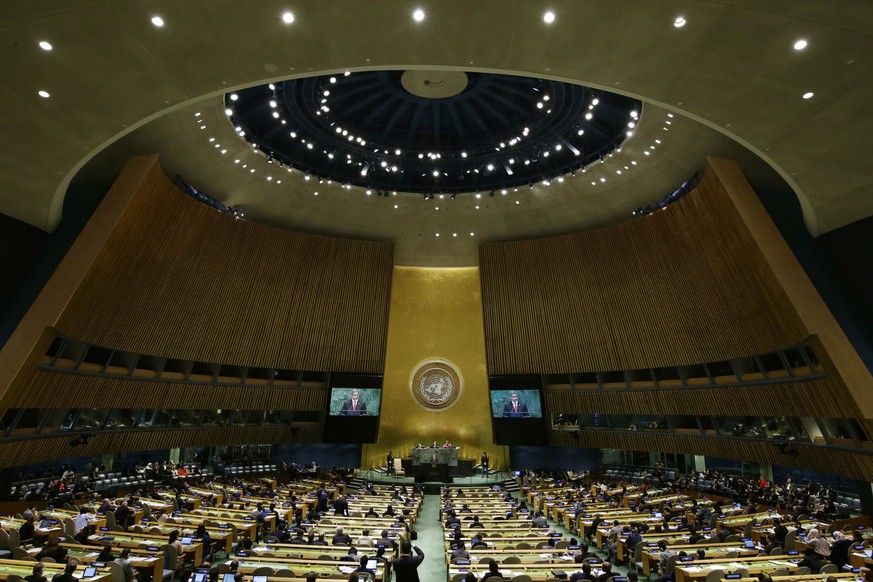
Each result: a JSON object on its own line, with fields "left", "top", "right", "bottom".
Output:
{"left": 63, "top": 518, "right": 76, "bottom": 538}
{"left": 633, "top": 542, "right": 645, "bottom": 563}
{"left": 0, "top": 529, "right": 10, "bottom": 550}
{"left": 162, "top": 543, "right": 180, "bottom": 570}
{"left": 704, "top": 568, "right": 725, "bottom": 582}
{"left": 7, "top": 528, "right": 21, "bottom": 549}
{"left": 107, "top": 560, "right": 127, "bottom": 582}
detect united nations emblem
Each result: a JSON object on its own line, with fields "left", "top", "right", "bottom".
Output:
{"left": 409, "top": 359, "right": 462, "bottom": 411}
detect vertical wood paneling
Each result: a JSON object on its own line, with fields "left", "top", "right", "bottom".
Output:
{"left": 8, "top": 369, "right": 328, "bottom": 410}
{"left": 480, "top": 162, "right": 809, "bottom": 374}
{"left": 55, "top": 160, "right": 393, "bottom": 373}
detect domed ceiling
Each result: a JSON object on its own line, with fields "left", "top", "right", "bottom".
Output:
{"left": 227, "top": 71, "right": 641, "bottom": 196}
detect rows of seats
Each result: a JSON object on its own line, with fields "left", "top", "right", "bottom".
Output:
{"left": 222, "top": 463, "right": 277, "bottom": 477}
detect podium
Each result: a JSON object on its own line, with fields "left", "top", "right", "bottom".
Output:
{"left": 406, "top": 447, "right": 464, "bottom": 482}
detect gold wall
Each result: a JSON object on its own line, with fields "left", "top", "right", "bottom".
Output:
{"left": 362, "top": 267, "right": 507, "bottom": 471}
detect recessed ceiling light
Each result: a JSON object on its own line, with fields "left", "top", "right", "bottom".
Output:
{"left": 394, "top": 204, "right": 398, "bottom": 208}
{"left": 282, "top": 11, "right": 295, "bottom": 24}
{"left": 413, "top": 8, "right": 425, "bottom": 22}
{"left": 38, "top": 90, "right": 50, "bottom": 98}
{"left": 38, "top": 41, "right": 53, "bottom": 51}
{"left": 230, "top": 94, "right": 238, "bottom": 101}
{"left": 674, "top": 16, "right": 686, "bottom": 28}
{"left": 543, "top": 11, "right": 555, "bottom": 24}
{"left": 803, "top": 91, "right": 814, "bottom": 99}
{"left": 794, "top": 39, "right": 808, "bottom": 51}
{"left": 151, "top": 16, "right": 164, "bottom": 27}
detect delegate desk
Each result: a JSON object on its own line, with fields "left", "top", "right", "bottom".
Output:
{"left": 88, "top": 532, "right": 205, "bottom": 565}
{"left": 448, "top": 561, "right": 608, "bottom": 582}
{"left": 0, "top": 559, "right": 111, "bottom": 582}
{"left": 674, "top": 555, "right": 802, "bottom": 582}
{"left": 237, "top": 556, "right": 385, "bottom": 581}
{"left": 135, "top": 521, "right": 235, "bottom": 554}
{"left": 26, "top": 542, "right": 165, "bottom": 581}
{"left": 0, "top": 518, "right": 63, "bottom": 542}
{"left": 639, "top": 542, "right": 761, "bottom": 576}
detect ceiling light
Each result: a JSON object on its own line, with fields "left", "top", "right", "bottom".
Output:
{"left": 39, "top": 41, "right": 53, "bottom": 51}
{"left": 543, "top": 11, "right": 555, "bottom": 23}
{"left": 282, "top": 11, "right": 295, "bottom": 24}
{"left": 151, "top": 16, "right": 164, "bottom": 27}
{"left": 230, "top": 94, "right": 238, "bottom": 101}
{"left": 413, "top": 8, "right": 425, "bottom": 21}
{"left": 585, "top": 112, "right": 593, "bottom": 120}
{"left": 802, "top": 91, "right": 814, "bottom": 99}
{"left": 225, "top": 108, "right": 232, "bottom": 116}
{"left": 330, "top": 77, "right": 337, "bottom": 84}
{"left": 794, "top": 39, "right": 808, "bottom": 51}
{"left": 270, "top": 100, "right": 277, "bottom": 108}
{"left": 38, "top": 90, "right": 50, "bottom": 98}
{"left": 673, "top": 16, "right": 686, "bottom": 28}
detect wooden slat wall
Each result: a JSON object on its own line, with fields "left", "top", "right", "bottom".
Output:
{"left": 480, "top": 162, "right": 809, "bottom": 374}
{"left": 55, "top": 161, "right": 393, "bottom": 373}
{"left": 0, "top": 425, "right": 317, "bottom": 469}
{"left": 7, "top": 369, "right": 328, "bottom": 410}
{"left": 551, "top": 430, "right": 873, "bottom": 483}
{"left": 544, "top": 377, "right": 862, "bottom": 419}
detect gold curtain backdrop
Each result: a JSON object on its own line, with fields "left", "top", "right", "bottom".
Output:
{"left": 362, "top": 266, "right": 507, "bottom": 472}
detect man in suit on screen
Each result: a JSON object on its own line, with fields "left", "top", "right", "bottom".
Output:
{"left": 502, "top": 391, "right": 530, "bottom": 418}
{"left": 339, "top": 390, "right": 367, "bottom": 416}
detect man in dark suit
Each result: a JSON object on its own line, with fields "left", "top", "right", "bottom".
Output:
{"left": 339, "top": 390, "right": 367, "bottom": 416}
{"left": 393, "top": 540, "right": 425, "bottom": 582}
{"left": 333, "top": 495, "right": 349, "bottom": 517}
{"left": 54, "top": 563, "right": 79, "bottom": 582}
{"left": 502, "top": 391, "right": 529, "bottom": 418}
{"left": 480, "top": 452, "right": 489, "bottom": 476}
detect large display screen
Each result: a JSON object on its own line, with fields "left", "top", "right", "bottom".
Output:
{"left": 489, "top": 389, "right": 543, "bottom": 418}
{"left": 328, "top": 387, "right": 382, "bottom": 416}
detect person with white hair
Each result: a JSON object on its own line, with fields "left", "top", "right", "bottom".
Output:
{"left": 806, "top": 528, "right": 831, "bottom": 557}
